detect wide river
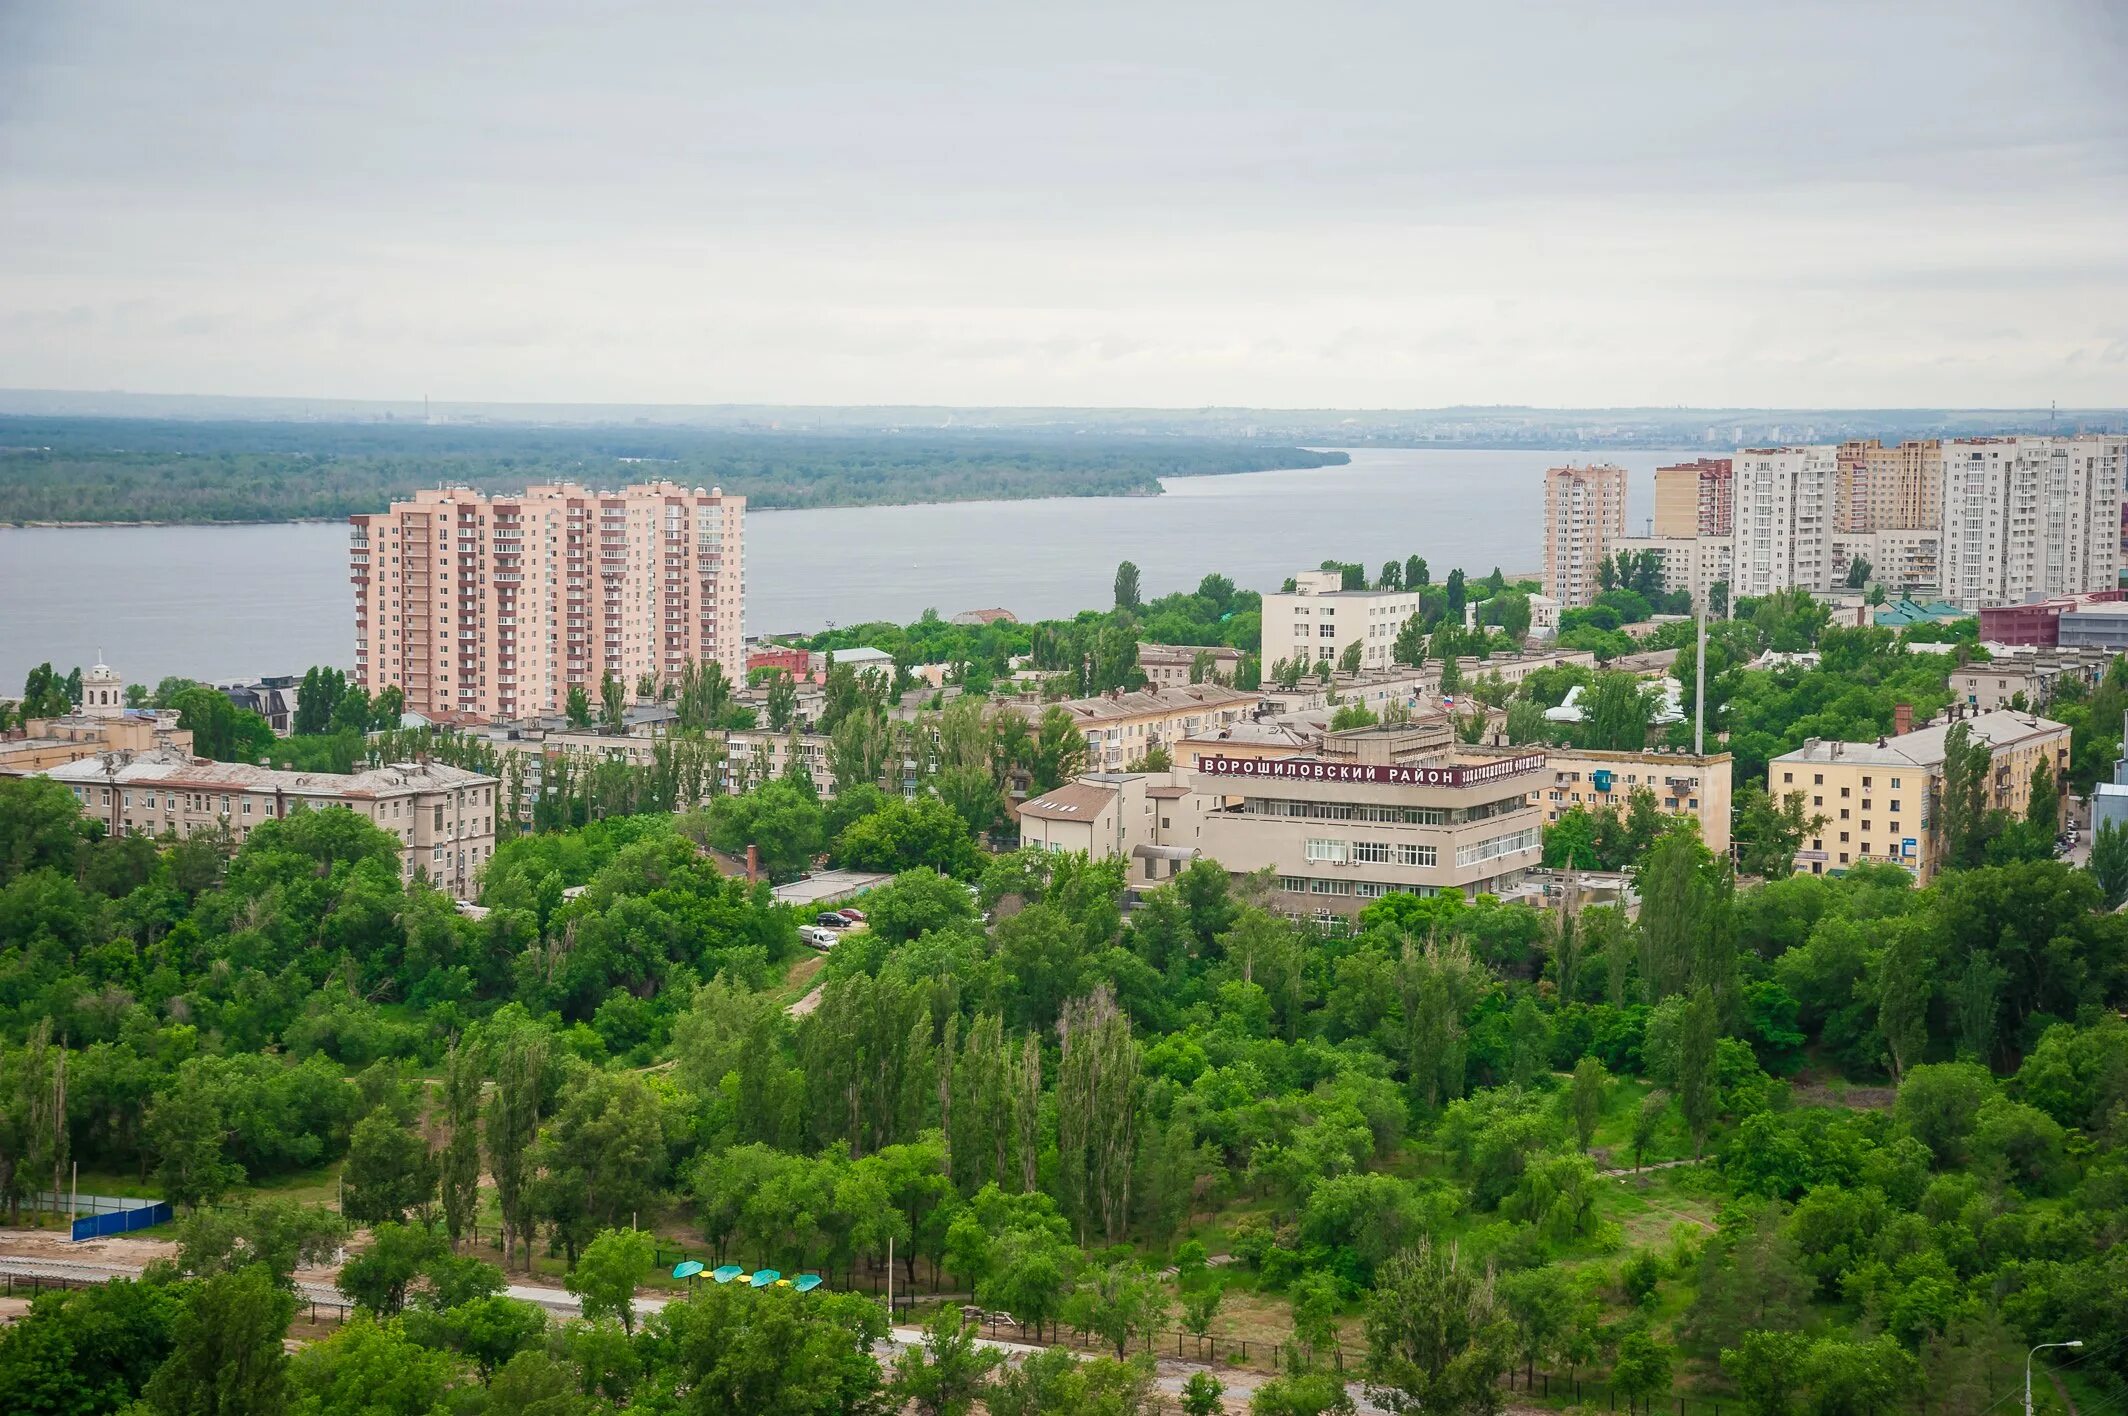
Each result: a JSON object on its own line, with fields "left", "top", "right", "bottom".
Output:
{"left": 0, "top": 447, "right": 1682, "bottom": 686}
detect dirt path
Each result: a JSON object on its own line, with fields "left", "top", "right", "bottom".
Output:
{"left": 1596, "top": 1156, "right": 1705, "bottom": 1180}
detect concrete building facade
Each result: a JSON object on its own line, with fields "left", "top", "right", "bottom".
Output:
{"left": 45, "top": 749, "right": 500, "bottom": 897}
{"left": 1138, "top": 643, "right": 1245, "bottom": 689}
{"left": 352, "top": 482, "right": 745, "bottom": 722}
{"left": 1732, "top": 447, "right": 1838, "bottom": 598}
{"left": 1609, "top": 534, "right": 1733, "bottom": 611}
{"left": 1531, "top": 748, "right": 1732, "bottom": 855}
{"left": 1939, "top": 437, "right": 2126, "bottom": 613}
{"left": 1769, "top": 708, "right": 2068, "bottom": 882}
{"left": 1262, "top": 571, "right": 1426, "bottom": 675}
{"left": 1542, "top": 464, "right": 1630, "bottom": 608}
{"left": 1195, "top": 726, "right": 1547, "bottom": 925}
{"left": 1836, "top": 439, "right": 1943, "bottom": 535}
{"left": 1653, "top": 458, "right": 1733, "bottom": 539}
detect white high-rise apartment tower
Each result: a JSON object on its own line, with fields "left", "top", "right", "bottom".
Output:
{"left": 1938, "top": 437, "right": 2126, "bottom": 612}
{"left": 352, "top": 483, "right": 746, "bottom": 720}
{"left": 1730, "top": 447, "right": 1838, "bottom": 598}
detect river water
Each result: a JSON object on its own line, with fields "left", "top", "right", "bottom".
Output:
{"left": 0, "top": 447, "right": 1680, "bottom": 686}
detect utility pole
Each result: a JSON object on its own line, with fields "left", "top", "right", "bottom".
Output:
{"left": 1694, "top": 598, "right": 1707, "bottom": 757}
{"left": 2029, "top": 1340, "right": 2084, "bottom": 1416}
{"left": 886, "top": 1234, "right": 894, "bottom": 1321}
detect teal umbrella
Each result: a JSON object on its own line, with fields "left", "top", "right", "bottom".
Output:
{"left": 748, "top": 1269, "right": 781, "bottom": 1288}
{"left": 672, "top": 1260, "right": 704, "bottom": 1280}
{"left": 711, "top": 1265, "right": 745, "bottom": 1284}
{"left": 792, "top": 1274, "right": 823, "bottom": 1292}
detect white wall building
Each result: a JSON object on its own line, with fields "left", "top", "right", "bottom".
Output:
{"left": 1938, "top": 436, "right": 2126, "bottom": 613}
{"left": 1262, "top": 570, "right": 1426, "bottom": 675}
{"left": 1731, "top": 447, "right": 1838, "bottom": 598}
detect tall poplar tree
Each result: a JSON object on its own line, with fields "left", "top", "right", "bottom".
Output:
{"left": 439, "top": 1040, "right": 483, "bottom": 1243}
{"left": 486, "top": 1032, "right": 549, "bottom": 1270}
{"left": 1056, "top": 984, "right": 1140, "bottom": 1245}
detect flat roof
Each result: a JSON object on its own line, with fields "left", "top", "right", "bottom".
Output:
{"left": 771, "top": 870, "right": 893, "bottom": 907}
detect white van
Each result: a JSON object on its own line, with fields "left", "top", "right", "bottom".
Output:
{"left": 800, "top": 925, "right": 838, "bottom": 950}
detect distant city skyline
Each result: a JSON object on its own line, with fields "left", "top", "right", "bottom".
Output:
{"left": 3, "top": 2, "right": 2125, "bottom": 409}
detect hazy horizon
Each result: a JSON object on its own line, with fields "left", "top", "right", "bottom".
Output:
{"left": 5, "top": 2, "right": 2125, "bottom": 410}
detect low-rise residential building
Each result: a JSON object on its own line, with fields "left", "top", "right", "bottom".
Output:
{"left": 1015, "top": 770, "right": 1210, "bottom": 888}
{"left": 1768, "top": 707, "right": 2068, "bottom": 882}
{"left": 1018, "top": 683, "right": 1258, "bottom": 773}
{"left": 1948, "top": 648, "right": 2117, "bottom": 712}
{"left": 1194, "top": 725, "right": 1547, "bottom": 925}
{"left": 1530, "top": 748, "right": 1732, "bottom": 855}
{"left": 220, "top": 676, "right": 303, "bottom": 735}
{"left": 1262, "top": 570, "right": 1426, "bottom": 675}
{"left": 951, "top": 608, "right": 1018, "bottom": 627}
{"left": 1137, "top": 643, "right": 1245, "bottom": 689}
{"left": 1, "top": 709, "right": 195, "bottom": 777}
{"left": 44, "top": 749, "right": 500, "bottom": 897}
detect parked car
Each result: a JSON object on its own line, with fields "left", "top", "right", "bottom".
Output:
{"left": 836, "top": 907, "right": 867, "bottom": 924}
{"left": 815, "top": 911, "right": 854, "bottom": 928}
{"left": 800, "top": 926, "right": 838, "bottom": 950}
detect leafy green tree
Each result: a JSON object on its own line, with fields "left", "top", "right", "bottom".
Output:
{"left": 148, "top": 1084, "right": 244, "bottom": 1212}
{"left": 892, "top": 1308, "right": 1003, "bottom": 1416}
{"left": 337, "top": 1221, "right": 447, "bottom": 1317}
{"left": 565, "top": 1227, "right": 656, "bottom": 1334}
{"left": 404, "top": 1294, "right": 547, "bottom": 1380}
{"left": 1569, "top": 1056, "right": 1606, "bottom": 1151}
{"left": 0, "top": 1277, "right": 180, "bottom": 1415}
{"left": 174, "top": 1200, "right": 346, "bottom": 1287}
{"left": 1114, "top": 561, "right": 1142, "bottom": 612}
{"left": 1289, "top": 1269, "right": 1345, "bottom": 1365}
{"left": 1610, "top": 1327, "right": 1675, "bottom": 1407}
{"left": 600, "top": 671, "right": 627, "bottom": 734}
{"left": 1030, "top": 707, "right": 1090, "bottom": 793}
{"left": 1181, "top": 1371, "right": 1226, "bottom": 1416}
{"left": 1631, "top": 1093, "right": 1664, "bottom": 1170}
{"left": 486, "top": 1031, "right": 549, "bottom": 1271}
{"left": 565, "top": 684, "right": 593, "bottom": 729}
{"left": 646, "top": 1283, "right": 890, "bottom": 1415}
{"left": 341, "top": 1110, "right": 438, "bottom": 1226}
{"left": 1363, "top": 1238, "right": 1510, "bottom": 1416}
{"left": 438, "top": 1041, "right": 483, "bottom": 1243}
{"left": 287, "top": 1316, "right": 467, "bottom": 1416}
{"left": 144, "top": 1265, "right": 295, "bottom": 1416}
{"left": 1252, "top": 1371, "right": 1358, "bottom": 1415}
{"left": 2092, "top": 817, "right": 2128, "bottom": 908}
{"left": 1577, "top": 672, "right": 1653, "bottom": 754}
{"left": 1678, "top": 986, "right": 1720, "bottom": 1157}
{"left": 835, "top": 794, "right": 979, "bottom": 878}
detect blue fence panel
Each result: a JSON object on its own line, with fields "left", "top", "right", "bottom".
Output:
{"left": 70, "top": 1202, "right": 171, "bottom": 1242}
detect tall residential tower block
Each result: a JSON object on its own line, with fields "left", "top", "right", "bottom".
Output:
{"left": 352, "top": 483, "right": 745, "bottom": 720}
{"left": 1542, "top": 463, "right": 1629, "bottom": 607}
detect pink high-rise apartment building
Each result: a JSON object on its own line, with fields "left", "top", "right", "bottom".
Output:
{"left": 1542, "top": 463, "right": 1629, "bottom": 607}
{"left": 352, "top": 483, "right": 745, "bottom": 720}
{"left": 1652, "top": 457, "right": 1733, "bottom": 538}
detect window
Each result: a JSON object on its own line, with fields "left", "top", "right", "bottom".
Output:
{"left": 1840, "top": 831, "right": 1849, "bottom": 842}
{"left": 1308, "top": 878, "right": 1353, "bottom": 896}
{"left": 1398, "top": 843, "right": 1437, "bottom": 867}
{"left": 1813, "top": 773, "right": 1823, "bottom": 785}
{"left": 1354, "top": 882, "right": 1389, "bottom": 899}
{"left": 1840, "top": 786, "right": 1850, "bottom": 798}
{"left": 1353, "top": 841, "right": 1393, "bottom": 864}
{"left": 1279, "top": 876, "right": 1308, "bottom": 894}
{"left": 1305, "top": 838, "right": 1348, "bottom": 864}
{"left": 1782, "top": 772, "right": 1793, "bottom": 783}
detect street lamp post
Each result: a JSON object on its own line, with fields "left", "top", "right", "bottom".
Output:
{"left": 2027, "top": 1340, "right": 2084, "bottom": 1416}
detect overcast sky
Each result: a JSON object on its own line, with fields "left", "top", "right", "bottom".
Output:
{"left": 2, "top": 1, "right": 2124, "bottom": 409}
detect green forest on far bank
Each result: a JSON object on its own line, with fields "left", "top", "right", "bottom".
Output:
{"left": 0, "top": 417, "right": 1348, "bottom": 523}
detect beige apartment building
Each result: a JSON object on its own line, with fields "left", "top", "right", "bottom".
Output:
{"left": 0, "top": 663, "right": 194, "bottom": 777}
{"left": 1653, "top": 458, "right": 1733, "bottom": 539}
{"left": 1543, "top": 464, "right": 1630, "bottom": 608}
{"left": 352, "top": 482, "right": 745, "bottom": 722}
{"left": 1021, "top": 683, "right": 1258, "bottom": 773}
{"left": 1938, "top": 437, "right": 2126, "bottom": 613}
{"left": 1137, "top": 642, "right": 1245, "bottom": 689}
{"left": 1530, "top": 748, "right": 1732, "bottom": 855}
{"left": 1262, "top": 570, "right": 1427, "bottom": 675}
{"left": 45, "top": 749, "right": 500, "bottom": 898}
{"left": 1195, "top": 725, "right": 1547, "bottom": 924}
{"left": 1768, "top": 707, "right": 2068, "bottom": 882}
{"left": 1948, "top": 648, "right": 2116, "bottom": 712}
{"left": 1836, "top": 439, "right": 1943, "bottom": 534}
{"left": 1016, "top": 770, "right": 1210, "bottom": 888}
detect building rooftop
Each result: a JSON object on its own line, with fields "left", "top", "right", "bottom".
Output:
{"left": 1772, "top": 708, "right": 2067, "bottom": 770}
{"left": 1043, "top": 683, "right": 1258, "bottom": 725}
{"left": 1017, "top": 782, "right": 1119, "bottom": 820}
{"left": 45, "top": 748, "right": 496, "bottom": 796}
